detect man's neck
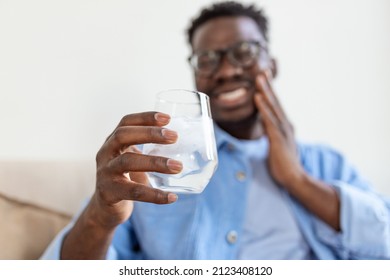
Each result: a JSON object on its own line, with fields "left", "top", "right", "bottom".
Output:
{"left": 217, "top": 115, "right": 264, "bottom": 140}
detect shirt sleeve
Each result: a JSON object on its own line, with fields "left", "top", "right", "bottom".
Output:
{"left": 39, "top": 222, "right": 73, "bottom": 260}
{"left": 313, "top": 181, "right": 390, "bottom": 259}
{"left": 300, "top": 143, "right": 390, "bottom": 259}
{"left": 39, "top": 220, "right": 120, "bottom": 259}
{"left": 39, "top": 198, "right": 120, "bottom": 260}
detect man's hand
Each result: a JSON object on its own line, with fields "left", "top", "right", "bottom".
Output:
{"left": 61, "top": 111, "right": 183, "bottom": 259}
{"left": 254, "top": 72, "right": 305, "bottom": 189}
{"left": 93, "top": 111, "right": 182, "bottom": 229}
{"left": 253, "top": 73, "right": 340, "bottom": 231}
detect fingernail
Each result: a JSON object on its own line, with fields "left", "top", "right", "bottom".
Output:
{"left": 161, "top": 129, "right": 178, "bottom": 140}
{"left": 168, "top": 193, "right": 178, "bottom": 203}
{"left": 167, "top": 159, "right": 183, "bottom": 172}
{"left": 155, "top": 113, "right": 170, "bottom": 124}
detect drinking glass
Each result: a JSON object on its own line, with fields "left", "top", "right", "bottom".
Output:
{"left": 143, "top": 89, "right": 218, "bottom": 194}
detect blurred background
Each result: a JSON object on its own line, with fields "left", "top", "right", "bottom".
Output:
{"left": 1, "top": 0, "right": 389, "bottom": 195}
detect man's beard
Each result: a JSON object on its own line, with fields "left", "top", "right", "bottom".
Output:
{"left": 216, "top": 108, "right": 260, "bottom": 128}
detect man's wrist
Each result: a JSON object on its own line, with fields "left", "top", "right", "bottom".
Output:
{"left": 283, "top": 168, "right": 311, "bottom": 193}
{"left": 85, "top": 194, "right": 121, "bottom": 233}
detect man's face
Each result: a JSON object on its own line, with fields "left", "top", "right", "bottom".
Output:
{"left": 191, "top": 16, "right": 270, "bottom": 125}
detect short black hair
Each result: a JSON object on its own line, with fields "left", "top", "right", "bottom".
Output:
{"left": 187, "top": 1, "right": 269, "bottom": 45}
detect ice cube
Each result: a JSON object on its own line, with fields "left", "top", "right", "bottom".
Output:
{"left": 142, "top": 116, "right": 209, "bottom": 177}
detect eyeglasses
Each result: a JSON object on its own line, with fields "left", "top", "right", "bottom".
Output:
{"left": 188, "top": 41, "right": 266, "bottom": 77}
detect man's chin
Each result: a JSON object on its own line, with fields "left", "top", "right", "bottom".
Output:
{"left": 214, "top": 111, "right": 259, "bottom": 127}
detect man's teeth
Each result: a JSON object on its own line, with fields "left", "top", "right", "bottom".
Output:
{"left": 218, "top": 88, "right": 246, "bottom": 101}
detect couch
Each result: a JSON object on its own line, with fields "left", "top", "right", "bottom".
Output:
{"left": 0, "top": 160, "right": 95, "bottom": 259}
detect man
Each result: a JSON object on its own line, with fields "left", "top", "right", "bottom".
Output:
{"left": 42, "top": 1, "right": 390, "bottom": 259}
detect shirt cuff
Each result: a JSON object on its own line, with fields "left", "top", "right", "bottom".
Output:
{"left": 314, "top": 181, "right": 390, "bottom": 259}
{"left": 106, "top": 245, "right": 119, "bottom": 259}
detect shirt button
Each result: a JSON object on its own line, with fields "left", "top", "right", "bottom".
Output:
{"left": 236, "top": 171, "right": 246, "bottom": 181}
{"left": 226, "top": 230, "right": 238, "bottom": 244}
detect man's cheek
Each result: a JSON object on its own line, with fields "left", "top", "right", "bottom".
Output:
{"left": 195, "top": 78, "right": 211, "bottom": 94}
{"left": 194, "top": 77, "right": 203, "bottom": 91}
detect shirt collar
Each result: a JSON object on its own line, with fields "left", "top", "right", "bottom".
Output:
{"left": 213, "top": 123, "right": 246, "bottom": 150}
{"left": 213, "top": 122, "right": 268, "bottom": 156}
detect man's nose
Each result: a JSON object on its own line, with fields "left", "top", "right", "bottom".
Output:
{"left": 214, "top": 55, "right": 243, "bottom": 82}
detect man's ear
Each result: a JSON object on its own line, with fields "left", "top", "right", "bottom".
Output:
{"left": 270, "top": 58, "right": 278, "bottom": 79}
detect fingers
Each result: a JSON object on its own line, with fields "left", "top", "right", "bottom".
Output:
{"left": 254, "top": 73, "right": 295, "bottom": 141}
{"left": 120, "top": 183, "right": 178, "bottom": 204}
{"left": 98, "top": 112, "right": 177, "bottom": 163}
{"left": 103, "top": 126, "right": 178, "bottom": 157}
{"left": 254, "top": 94, "right": 282, "bottom": 139}
{"left": 108, "top": 152, "right": 183, "bottom": 174}
{"left": 117, "top": 111, "right": 171, "bottom": 128}
{"left": 94, "top": 111, "right": 181, "bottom": 209}
{"left": 104, "top": 111, "right": 171, "bottom": 143}
{"left": 255, "top": 72, "right": 286, "bottom": 122}
{"left": 104, "top": 179, "right": 177, "bottom": 204}
{"left": 129, "top": 171, "right": 149, "bottom": 185}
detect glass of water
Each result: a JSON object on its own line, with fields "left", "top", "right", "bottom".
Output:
{"left": 143, "top": 89, "right": 218, "bottom": 194}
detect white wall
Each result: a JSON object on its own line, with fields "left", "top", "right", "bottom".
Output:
{"left": 1, "top": 0, "right": 389, "bottom": 195}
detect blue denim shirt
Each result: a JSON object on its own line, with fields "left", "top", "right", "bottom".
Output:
{"left": 41, "top": 126, "right": 390, "bottom": 260}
